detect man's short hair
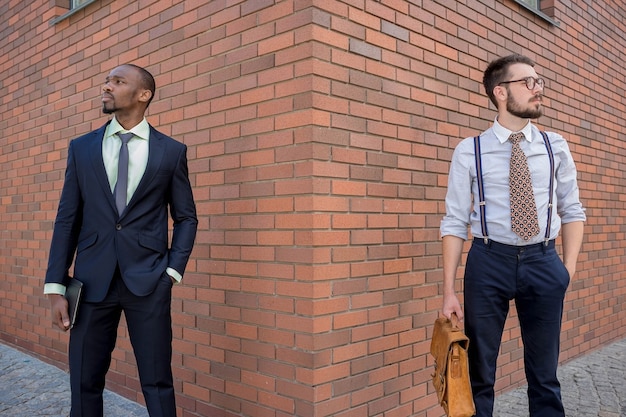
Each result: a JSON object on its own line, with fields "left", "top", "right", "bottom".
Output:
{"left": 124, "top": 63, "right": 156, "bottom": 107}
{"left": 483, "top": 54, "right": 535, "bottom": 107}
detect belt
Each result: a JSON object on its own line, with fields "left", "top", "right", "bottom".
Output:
{"left": 472, "top": 237, "right": 555, "bottom": 255}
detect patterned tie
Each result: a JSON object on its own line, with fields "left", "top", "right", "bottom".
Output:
{"left": 509, "top": 132, "right": 540, "bottom": 240}
{"left": 114, "top": 132, "right": 134, "bottom": 215}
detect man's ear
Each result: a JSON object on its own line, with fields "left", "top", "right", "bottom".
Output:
{"left": 138, "top": 89, "right": 153, "bottom": 104}
{"left": 493, "top": 85, "right": 507, "bottom": 107}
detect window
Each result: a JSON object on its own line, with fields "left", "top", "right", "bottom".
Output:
{"left": 71, "top": 0, "right": 93, "bottom": 8}
{"left": 50, "top": 0, "right": 98, "bottom": 25}
{"left": 519, "top": 0, "right": 538, "bottom": 7}
{"left": 512, "top": 0, "right": 559, "bottom": 26}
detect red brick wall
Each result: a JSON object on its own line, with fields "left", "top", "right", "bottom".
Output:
{"left": 1, "top": 1, "right": 625, "bottom": 416}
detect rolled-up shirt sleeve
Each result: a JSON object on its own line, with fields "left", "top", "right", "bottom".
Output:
{"left": 440, "top": 140, "right": 474, "bottom": 240}
{"left": 553, "top": 134, "right": 586, "bottom": 223}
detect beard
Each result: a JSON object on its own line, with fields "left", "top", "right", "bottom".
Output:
{"left": 102, "top": 96, "right": 117, "bottom": 114}
{"left": 507, "top": 94, "right": 543, "bottom": 119}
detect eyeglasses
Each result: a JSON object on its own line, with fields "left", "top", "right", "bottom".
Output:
{"left": 498, "top": 76, "right": 545, "bottom": 90}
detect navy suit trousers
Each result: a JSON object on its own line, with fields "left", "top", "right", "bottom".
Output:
{"left": 464, "top": 239, "right": 570, "bottom": 417}
{"left": 69, "top": 269, "right": 175, "bottom": 417}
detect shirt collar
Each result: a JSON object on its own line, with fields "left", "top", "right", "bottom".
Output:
{"left": 493, "top": 117, "right": 533, "bottom": 144}
{"left": 107, "top": 116, "right": 150, "bottom": 141}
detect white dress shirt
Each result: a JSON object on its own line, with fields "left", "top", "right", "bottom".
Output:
{"left": 440, "top": 118, "right": 586, "bottom": 246}
{"left": 103, "top": 117, "right": 150, "bottom": 203}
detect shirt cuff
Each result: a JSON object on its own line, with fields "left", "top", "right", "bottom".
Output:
{"left": 45, "top": 269, "right": 183, "bottom": 293}
{"left": 44, "top": 283, "right": 67, "bottom": 296}
{"left": 166, "top": 267, "right": 182, "bottom": 284}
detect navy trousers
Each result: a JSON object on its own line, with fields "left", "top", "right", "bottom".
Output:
{"left": 69, "top": 270, "right": 175, "bottom": 417}
{"left": 464, "top": 239, "right": 570, "bottom": 417}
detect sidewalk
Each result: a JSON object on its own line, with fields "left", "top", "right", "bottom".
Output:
{"left": 1, "top": 338, "right": 625, "bottom": 416}
{"left": 495, "top": 338, "right": 626, "bottom": 417}
{"left": 0, "top": 343, "right": 147, "bottom": 417}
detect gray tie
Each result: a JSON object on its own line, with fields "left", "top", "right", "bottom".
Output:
{"left": 114, "top": 132, "right": 134, "bottom": 215}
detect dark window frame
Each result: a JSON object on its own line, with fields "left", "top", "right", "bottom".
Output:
{"left": 512, "top": 0, "right": 560, "bottom": 26}
{"left": 50, "top": 0, "right": 98, "bottom": 25}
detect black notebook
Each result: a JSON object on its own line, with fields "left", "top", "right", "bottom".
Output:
{"left": 64, "top": 278, "right": 84, "bottom": 329}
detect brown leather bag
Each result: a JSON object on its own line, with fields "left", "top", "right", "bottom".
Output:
{"left": 430, "top": 314, "right": 476, "bottom": 417}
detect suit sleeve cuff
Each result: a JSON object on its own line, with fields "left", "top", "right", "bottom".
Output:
{"left": 44, "top": 283, "right": 67, "bottom": 296}
{"left": 166, "top": 267, "right": 182, "bottom": 284}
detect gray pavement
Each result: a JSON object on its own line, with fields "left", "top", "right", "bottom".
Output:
{"left": 0, "top": 343, "right": 147, "bottom": 417}
{"left": 494, "top": 338, "right": 626, "bottom": 417}
{"left": 1, "top": 339, "right": 625, "bottom": 416}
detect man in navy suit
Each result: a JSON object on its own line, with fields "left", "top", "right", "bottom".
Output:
{"left": 44, "top": 64, "right": 197, "bottom": 417}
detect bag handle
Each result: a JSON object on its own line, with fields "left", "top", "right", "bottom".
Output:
{"left": 450, "top": 312, "right": 461, "bottom": 329}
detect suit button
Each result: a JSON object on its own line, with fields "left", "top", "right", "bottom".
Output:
{"left": 116, "top": 224, "right": 122, "bottom": 230}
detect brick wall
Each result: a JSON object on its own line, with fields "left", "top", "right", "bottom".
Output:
{"left": 1, "top": 1, "right": 625, "bottom": 416}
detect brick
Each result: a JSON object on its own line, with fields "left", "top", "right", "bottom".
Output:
{"left": 2, "top": 1, "right": 621, "bottom": 417}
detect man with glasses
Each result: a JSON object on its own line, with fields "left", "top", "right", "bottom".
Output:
{"left": 440, "top": 54, "right": 585, "bottom": 416}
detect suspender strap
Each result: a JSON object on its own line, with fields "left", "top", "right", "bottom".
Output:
{"left": 540, "top": 131, "right": 555, "bottom": 244}
{"left": 473, "top": 131, "right": 555, "bottom": 245}
{"left": 473, "top": 136, "right": 489, "bottom": 243}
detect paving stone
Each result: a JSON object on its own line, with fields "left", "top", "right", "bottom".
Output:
{"left": 494, "top": 339, "right": 626, "bottom": 417}
{"left": 0, "top": 343, "right": 148, "bottom": 416}
{"left": 1, "top": 339, "right": 625, "bottom": 416}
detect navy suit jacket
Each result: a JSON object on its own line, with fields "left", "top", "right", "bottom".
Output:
{"left": 45, "top": 122, "right": 198, "bottom": 303}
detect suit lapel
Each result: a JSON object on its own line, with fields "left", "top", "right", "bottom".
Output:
{"left": 125, "top": 126, "right": 166, "bottom": 212}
